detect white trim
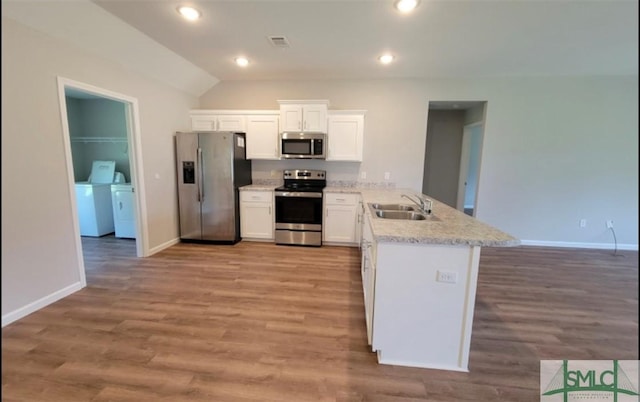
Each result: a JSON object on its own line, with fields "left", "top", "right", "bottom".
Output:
{"left": 459, "top": 246, "right": 481, "bottom": 370}
{"left": 189, "top": 109, "right": 279, "bottom": 116}
{"left": 457, "top": 121, "right": 484, "bottom": 215}
{"left": 2, "top": 282, "right": 84, "bottom": 327}
{"left": 277, "top": 99, "right": 330, "bottom": 106}
{"left": 520, "top": 239, "right": 638, "bottom": 251}
{"left": 377, "top": 352, "right": 469, "bottom": 372}
{"left": 328, "top": 110, "right": 367, "bottom": 116}
{"left": 322, "top": 242, "right": 359, "bottom": 247}
{"left": 56, "top": 79, "right": 88, "bottom": 288}
{"left": 57, "top": 77, "right": 150, "bottom": 258}
{"left": 126, "top": 98, "right": 150, "bottom": 257}
{"left": 148, "top": 237, "right": 181, "bottom": 256}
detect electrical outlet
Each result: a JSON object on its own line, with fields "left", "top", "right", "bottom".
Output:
{"left": 361, "top": 171, "right": 367, "bottom": 180}
{"left": 579, "top": 219, "right": 587, "bottom": 228}
{"left": 606, "top": 220, "right": 614, "bottom": 229}
{"left": 437, "top": 270, "right": 457, "bottom": 284}
{"left": 384, "top": 172, "right": 391, "bottom": 180}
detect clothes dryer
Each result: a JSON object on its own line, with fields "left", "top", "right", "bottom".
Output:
{"left": 111, "top": 183, "right": 135, "bottom": 239}
{"left": 75, "top": 161, "right": 116, "bottom": 237}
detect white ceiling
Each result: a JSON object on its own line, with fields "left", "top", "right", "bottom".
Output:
{"left": 93, "top": 0, "right": 639, "bottom": 82}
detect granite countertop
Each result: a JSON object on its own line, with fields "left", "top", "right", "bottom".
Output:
{"left": 332, "top": 187, "right": 519, "bottom": 247}
{"left": 239, "top": 183, "right": 280, "bottom": 191}
{"left": 241, "top": 183, "right": 518, "bottom": 247}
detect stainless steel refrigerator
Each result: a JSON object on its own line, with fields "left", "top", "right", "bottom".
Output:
{"left": 175, "top": 131, "right": 252, "bottom": 243}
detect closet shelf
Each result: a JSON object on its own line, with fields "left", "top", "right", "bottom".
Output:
{"left": 71, "top": 136, "right": 127, "bottom": 143}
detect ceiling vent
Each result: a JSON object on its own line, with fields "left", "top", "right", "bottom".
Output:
{"left": 268, "top": 36, "right": 290, "bottom": 48}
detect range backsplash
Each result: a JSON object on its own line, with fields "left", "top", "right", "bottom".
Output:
{"left": 250, "top": 160, "right": 395, "bottom": 189}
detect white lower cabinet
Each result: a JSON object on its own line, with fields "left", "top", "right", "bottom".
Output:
{"left": 323, "top": 192, "right": 360, "bottom": 245}
{"left": 361, "top": 210, "right": 482, "bottom": 371}
{"left": 240, "top": 191, "right": 274, "bottom": 241}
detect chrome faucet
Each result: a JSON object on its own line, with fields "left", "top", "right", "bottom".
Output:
{"left": 401, "top": 194, "right": 433, "bottom": 215}
{"left": 421, "top": 196, "right": 433, "bottom": 215}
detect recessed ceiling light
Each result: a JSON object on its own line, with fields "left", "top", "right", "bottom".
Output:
{"left": 235, "top": 57, "right": 249, "bottom": 67}
{"left": 378, "top": 54, "right": 395, "bottom": 64}
{"left": 177, "top": 6, "right": 202, "bottom": 21}
{"left": 394, "top": 0, "right": 420, "bottom": 13}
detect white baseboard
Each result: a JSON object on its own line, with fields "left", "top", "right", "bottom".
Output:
{"left": 520, "top": 239, "right": 638, "bottom": 251}
{"left": 2, "top": 281, "right": 84, "bottom": 327}
{"left": 377, "top": 352, "right": 469, "bottom": 372}
{"left": 322, "top": 241, "right": 359, "bottom": 247}
{"left": 148, "top": 237, "right": 180, "bottom": 256}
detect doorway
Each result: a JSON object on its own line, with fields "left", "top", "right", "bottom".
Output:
{"left": 422, "top": 101, "right": 486, "bottom": 216}
{"left": 456, "top": 122, "right": 483, "bottom": 216}
{"left": 57, "top": 77, "right": 148, "bottom": 284}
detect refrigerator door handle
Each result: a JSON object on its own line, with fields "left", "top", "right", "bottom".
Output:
{"left": 197, "top": 147, "right": 204, "bottom": 202}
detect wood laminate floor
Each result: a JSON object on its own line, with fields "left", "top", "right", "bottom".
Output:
{"left": 2, "top": 237, "right": 638, "bottom": 401}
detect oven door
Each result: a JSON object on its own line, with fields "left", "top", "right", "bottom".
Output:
{"left": 274, "top": 192, "right": 323, "bottom": 231}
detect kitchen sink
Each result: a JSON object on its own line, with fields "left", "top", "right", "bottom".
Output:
{"left": 369, "top": 203, "right": 415, "bottom": 211}
{"left": 375, "top": 210, "right": 427, "bottom": 220}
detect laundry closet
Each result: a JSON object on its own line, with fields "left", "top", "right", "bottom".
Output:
{"left": 66, "top": 93, "right": 135, "bottom": 239}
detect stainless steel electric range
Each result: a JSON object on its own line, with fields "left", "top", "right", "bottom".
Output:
{"left": 274, "top": 169, "right": 326, "bottom": 247}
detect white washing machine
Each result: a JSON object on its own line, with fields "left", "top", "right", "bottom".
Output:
{"left": 75, "top": 161, "right": 117, "bottom": 237}
{"left": 111, "top": 183, "right": 136, "bottom": 239}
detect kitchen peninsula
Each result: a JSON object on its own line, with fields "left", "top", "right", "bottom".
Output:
{"left": 328, "top": 187, "right": 519, "bottom": 372}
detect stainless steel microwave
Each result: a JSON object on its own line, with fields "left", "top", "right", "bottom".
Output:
{"left": 279, "top": 132, "right": 326, "bottom": 159}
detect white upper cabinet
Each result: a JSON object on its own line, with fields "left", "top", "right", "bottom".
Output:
{"left": 278, "top": 100, "right": 329, "bottom": 133}
{"left": 190, "top": 110, "right": 246, "bottom": 132}
{"left": 327, "top": 111, "right": 365, "bottom": 162}
{"left": 245, "top": 114, "right": 280, "bottom": 160}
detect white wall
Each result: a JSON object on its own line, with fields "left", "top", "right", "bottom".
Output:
{"left": 200, "top": 80, "right": 429, "bottom": 188}
{"left": 1, "top": 18, "right": 197, "bottom": 322}
{"left": 200, "top": 76, "right": 638, "bottom": 248}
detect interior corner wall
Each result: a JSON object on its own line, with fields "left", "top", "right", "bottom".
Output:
{"left": 1, "top": 17, "right": 198, "bottom": 323}
{"left": 200, "top": 76, "right": 638, "bottom": 248}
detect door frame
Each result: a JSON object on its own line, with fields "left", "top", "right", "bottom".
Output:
{"left": 56, "top": 77, "right": 149, "bottom": 282}
{"left": 456, "top": 121, "right": 483, "bottom": 215}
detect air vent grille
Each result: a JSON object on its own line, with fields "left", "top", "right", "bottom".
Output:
{"left": 268, "top": 36, "right": 290, "bottom": 48}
